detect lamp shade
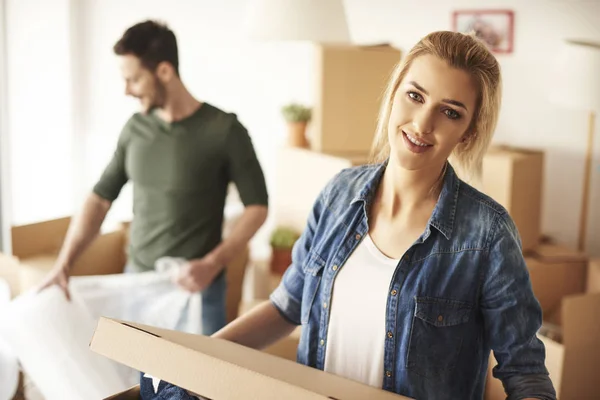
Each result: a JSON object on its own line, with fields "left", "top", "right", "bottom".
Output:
{"left": 550, "top": 39, "right": 600, "bottom": 111}
{"left": 243, "top": 0, "right": 351, "bottom": 44}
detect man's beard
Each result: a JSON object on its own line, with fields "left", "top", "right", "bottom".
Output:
{"left": 140, "top": 78, "right": 167, "bottom": 114}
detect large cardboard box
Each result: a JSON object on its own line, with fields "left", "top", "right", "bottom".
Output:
{"left": 10, "top": 217, "right": 249, "bottom": 323}
{"left": 10, "top": 218, "right": 128, "bottom": 294}
{"left": 274, "top": 147, "right": 368, "bottom": 233}
{"left": 586, "top": 258, "right": 600, "bottom": 293}
{"left": 91, "top": 317, "right": 411, "bottom": 400}
{"left": 485, "top": 244, "right": 599, "bottom": 400}
{"left": 481, "top": 146, "right": 544, "bottom": 252}
{"left": 526, "top": 243, "right": 588, "bottom": 320}
{"left": 311, "top": 44, "right": 401, "bottom": 154}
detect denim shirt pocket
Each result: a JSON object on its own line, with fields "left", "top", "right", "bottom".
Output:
{"left": 300, "top": 251, "right": 326, "bottom": 325}
{"left": 406, "top": 296, "right": 473, "bottom": 378}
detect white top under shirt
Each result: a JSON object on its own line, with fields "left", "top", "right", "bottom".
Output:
{"left": 323, "top": 234, "right": 400, "bottom": 388}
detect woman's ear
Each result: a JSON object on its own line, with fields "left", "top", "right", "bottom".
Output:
{"left": 461, "top": 131, "right": 477, "bottom": 143}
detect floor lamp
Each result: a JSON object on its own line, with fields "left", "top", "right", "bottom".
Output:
{"left": 551, "top": 39, "right": 600, "bottom": 252}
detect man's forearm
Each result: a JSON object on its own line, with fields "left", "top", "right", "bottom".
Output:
{"left": 207, "top": 205, "right": 268, "bottom": 268}
{"left": 57, "top": 192, "right": 111, "bottom": 269}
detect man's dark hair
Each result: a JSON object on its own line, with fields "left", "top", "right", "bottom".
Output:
{"left": 113, "top": 20, "right": 179, "bottom": 75}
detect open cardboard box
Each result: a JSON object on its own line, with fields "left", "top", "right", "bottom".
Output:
{"left": 8, "top": 217, "right": 248, "bottom": 324}
{"left": 91, "top": 317, "right": 412, "bottom": 400}
{"left": 485, "top": 243, "right": 600, "bottom": 399}
{"left": 11, "top": 217, "right": 128, "bottom": 294}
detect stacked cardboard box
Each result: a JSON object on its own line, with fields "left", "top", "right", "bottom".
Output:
{"left": 479, "top": 146, "right": 544, "bottom": 252}
{"left": 310, "top": 43, "right": 401, "bottom": 156}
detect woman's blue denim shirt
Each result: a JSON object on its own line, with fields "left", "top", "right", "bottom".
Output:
{"left": 270, "top": 162, "right": 555, "bottom": 400}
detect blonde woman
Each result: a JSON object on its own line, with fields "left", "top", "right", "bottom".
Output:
{"left": 214, "top": 31, "right": 555, "bottom": 400}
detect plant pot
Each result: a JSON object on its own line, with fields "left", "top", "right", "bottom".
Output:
{"left": 287, "top": 121, "right": 309, "bottom": 148}
{"left": 270, "top": 247, "right": 293, "bottom": 275}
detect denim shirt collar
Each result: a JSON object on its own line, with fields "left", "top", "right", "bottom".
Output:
{"left": 350, "top": 160, "right": 461, "bottom": 240}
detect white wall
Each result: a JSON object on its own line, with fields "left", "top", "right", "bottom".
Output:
{"left": 5, "top": 0, "right": 75, "bottom": 225}
{"left": 5, "top": 0, "right": 600, "bottom": 253}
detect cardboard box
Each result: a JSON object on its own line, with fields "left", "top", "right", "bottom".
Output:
{"left": 586, "top": 259, "right": 600, "bottom": 293}
{"left": 10, "top": 218, "right": 128, "bottom": 294}
{"left": 481, "top": 146, "right": 544, "bottom": 251}
{"left": 92, "top": 317, "right": 411, "bottom": 400}
{"left": 525, "top": 243, "right": 587, "bottom": 320}
{"left": 238, "top": 300, "right": 301, "bottom": 362}
{"left": 274, "top": 147, "right": 367, "bottom": 233}
{"left": 311, "top": 44, "right": 401, "bottom": 154}
{"left": 485, "top": 243, "right": 599, "bottom": 400}
{"left": 8, "top": 217, "right": 248, "bottom": 322}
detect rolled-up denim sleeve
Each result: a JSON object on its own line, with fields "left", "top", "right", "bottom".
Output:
{"left": 269, "top": 188, "right": 325, "bottom": 325}
{"left": 482, "top": 213, "right": 556, "bottom": 400}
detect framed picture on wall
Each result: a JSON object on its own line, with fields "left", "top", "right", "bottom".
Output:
{"left": 452, "top": 9, "right": 515, "bottom": 54}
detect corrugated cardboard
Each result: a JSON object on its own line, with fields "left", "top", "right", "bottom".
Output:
{"left": 92, "top": 317, "right": 411, "bottom": 400}
{"left": 525, "top": 243, "right": 587, "bottom": 318}
{"left": 274, "top": 147, "right": 367, "bottom": 233}
{"left": 225, "top": 246, "right": 249, "bottom": 324}
{"left": 587, "top": 259, "right": 600, "bottom": 293}
{"left": 486, "top": 243, "right": 598, "bottom": 400}
{"left": 14, "top": 226, "right": 128, "bottom": 294}
{"left": 11, "top": 217, "right": 248, "bottom": 323}
{"left": 540, "top": 293, "right": 600, "bottom": 399}
{"left": 311, "top": 44, "right": 401, "bottom": 154}
{"left": 486, "top": 294, "right": 600, "bottom": 400}
{"left": 481, "top": 146, "right": 544, "bottom": 251}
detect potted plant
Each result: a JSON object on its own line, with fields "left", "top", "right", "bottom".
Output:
{"left": 281, "top": 103, "right": 312, "bottom": 148}
{"left": 269, "top": 227, "right": 300, "bottom": 275}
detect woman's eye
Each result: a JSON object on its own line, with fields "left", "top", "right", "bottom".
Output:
{"left": 407, "top": 91, "right": 423, "bottom": 103}
{"left": 445, "top": 108, "right": 461, "bottom": 120}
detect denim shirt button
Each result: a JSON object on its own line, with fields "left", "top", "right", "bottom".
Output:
{"left": 320, "top": 339, "right": 325, "bottom": 346}
{"left": 322, "top": 302, "right": 328, "bottom": 309}
{"left": 387, "top": 331, "right": 393, "bottom": 339}
{"left": 390, "top": 289, "right": 398, "bottom": 296}
{"left": 332, "top": 265, "right": 338, "bottom": 271}
{"left": 385, "top": 370, "right": 392, "bottom": 378}
{"left": 355, "top": 234, "right": 361, "bottom": 240}
{"left": 437, "top": 315, "right": 443, "bottom": 322}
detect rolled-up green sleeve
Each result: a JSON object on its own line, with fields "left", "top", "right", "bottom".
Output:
{"left": 92, "top": 126, "right": 130, "bottom": 202}
{"left": 225, "top": 119, "right": 268, "bottom": 207}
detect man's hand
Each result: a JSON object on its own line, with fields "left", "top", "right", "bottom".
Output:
{"left": 175, "top": 255, "right": 222, "bottom": 292}
{"left": 36, "top": 263, "right": 71, "bottom": 301}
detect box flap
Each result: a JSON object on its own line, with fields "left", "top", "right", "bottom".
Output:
{"left": 559, "top": 293, "right": 600, "bottom": 398}
{"left": 91, "top": 318, "right": 411, "bottom": 400}
{"left": 485, "top": 145, "right": 544, "bottom": 159}
{"left": 525, "top": 257, "right": 586, "bottom": 316}
{"left": 531, "top": 243, "right": 587, "bottom": 263}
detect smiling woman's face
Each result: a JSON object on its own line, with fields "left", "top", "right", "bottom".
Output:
{"left": 387, "top": 54, "right": 478, "bottom": 172}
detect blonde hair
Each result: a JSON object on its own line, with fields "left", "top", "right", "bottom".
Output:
{"left": 370, "top": 31, "right": 502, "bottom": 181}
